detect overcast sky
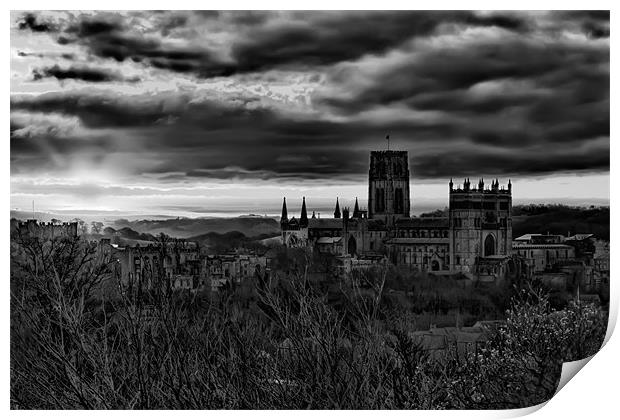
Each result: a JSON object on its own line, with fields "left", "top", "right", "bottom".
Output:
{"left": 10, "top": 11, "right": 609, "bottom": 217}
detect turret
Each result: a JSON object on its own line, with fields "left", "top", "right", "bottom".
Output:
{"left": 479, "top": 177, "right": 484, "bottom": 190}
{"left": 508, "top": 179, "right": 512, "bottom": 192}
{"left": 353, "top": 197, "right": 360, "bottom": 218}
{"left": 334, "top": 197, "right": 341, "bottom": 218}
{"left": 300, "top": 197, "right": 308, "bottom": 227}
{"left": 449, "top": 178, "right": 453, "bottom": 191}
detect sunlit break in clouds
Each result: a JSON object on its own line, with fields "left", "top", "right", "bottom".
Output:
{"left": 10, "top": 11, "right": 609, "bottom": 218}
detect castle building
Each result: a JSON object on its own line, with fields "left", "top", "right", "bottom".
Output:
{"left": 16, "top": 219, "right": 78, "bottom": 240}
{"left": 280, "top": 148, "right": 515, "bottom": 279}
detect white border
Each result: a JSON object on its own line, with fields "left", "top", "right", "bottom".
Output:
{"left": 3, "top": 2, "right": 617, "bottom": 418}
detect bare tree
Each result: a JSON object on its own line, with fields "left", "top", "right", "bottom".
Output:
{"left": 91, "top": 221, "right": 104, "bottom": 235}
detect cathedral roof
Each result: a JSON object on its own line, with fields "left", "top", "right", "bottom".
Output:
{"left": 395, "top": 217, "right": 449, "bottom": 228}
{"left": 308, "top": 218, "right": 342, "bottom": 229}
{"left": 316, "top": 236, "right": 342, "bottom": 244}
{"left": 385, "top": 237, "right": 449, "bottom": 245}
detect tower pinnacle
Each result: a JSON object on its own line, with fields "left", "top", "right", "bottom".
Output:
{"left": 300, "top": 196, "right": 308, "bottom": 227}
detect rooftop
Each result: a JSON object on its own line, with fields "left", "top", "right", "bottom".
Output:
{"left": 514, "top": 234, "right": 542, "bottom": 241}
{"left": 308, "top": 218, "right": 342, "bottom": 229}
{"left": 316, "top": 236, "right": 342, "bottom": 244}
{"left": 385, "top": 237, "right": 449, "bottom": 245}
{"left": 512, "top": 243, "right": 573, "bottom": 249}
{"left": 566, "top": 234, "right": 595, "bottom": 241}
{"left": 395, "top": 217, "right": 449, "bottom": 229}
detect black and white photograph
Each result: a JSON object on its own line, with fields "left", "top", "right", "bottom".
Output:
{"left": 9, "top": 8, "right": 611, "bottom": 410}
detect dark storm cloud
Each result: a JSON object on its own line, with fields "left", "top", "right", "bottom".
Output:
{"left": 16, "top": 12, "right": 58, "bottom": 32}
{"left": 225, "top": 11, "right": 529, "bottom": 76}
{"left": 320, "top": 36, "right": 608, "bottom": 113}
{"left": 316, "top": 18, "right": 609, "bottom": 152}
{"left": 412, "top": 144, "right": 609, "bottom": 180}
{"left": 10, "top": 86, "right": 609, "bottom": 181}
{"left": 11, "top": 92, "right": 179, "bottom": 128}
{"left": 556, "top": 10, "right": 610, "bottom": 39}
{"left": 48, "top": 14, "right": 234, "bottom": 77}
{"left": 32, "top": 65, "right": 140, "bottom": 83}
{"left": 17, "top": 51, "right": 76, "bottom": 60}
{"left": 11, "top": 11, "right": 609, "bottom": 183}
{"left": 17, "top": 51, "right": 43, "bottom": 58}
{"left": 10, "top": 111, "right": 111, "bottom": 176}
{"left": 20, "top": 11, "right": 532, "bottom": 79}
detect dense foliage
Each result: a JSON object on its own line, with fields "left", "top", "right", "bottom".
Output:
{"left": 10, "top": 237, "right": 607, "bottom": 409}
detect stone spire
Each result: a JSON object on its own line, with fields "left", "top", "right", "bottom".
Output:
{"left": 280, "top": 197, "right": 288, "bottom": 222}
{"left": 300, "top": 196, "right": 308, "bottom": 227}
{"left": 334, "top": 197, "right": 341, "bottom": 218}
{"left": 353, "top": 197, "right": 360, "bottom": 218}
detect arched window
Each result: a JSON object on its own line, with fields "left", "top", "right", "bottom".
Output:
{"left": 484, "top": 234, "right": 496, "bottom": 256}
{"left": 348, "top": 236, "right": 357, "bottom": 257}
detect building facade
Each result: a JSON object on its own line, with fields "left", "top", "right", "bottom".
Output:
{"left": 16, "top": 219, "right": 78, "bottom": 240}
{"left": 280, "top": 149, "right": 514, "bottom": 279}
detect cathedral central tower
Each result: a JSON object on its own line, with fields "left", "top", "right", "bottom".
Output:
{"left": 368, "top": 150, "right": 411, "bottom": 225}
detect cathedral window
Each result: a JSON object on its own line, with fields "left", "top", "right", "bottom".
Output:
{"left": 395, "top": 187, "right": 404, "bottom": 213}
{"left": 375, "top": 188, "right": 386, "bottom": 212}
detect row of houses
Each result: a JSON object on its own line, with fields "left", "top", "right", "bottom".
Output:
{"left": 104, "top": 239, "right": 270, "bottom": 292}
{"left": 512, "top": 233, "right": 609, "bottom": 296}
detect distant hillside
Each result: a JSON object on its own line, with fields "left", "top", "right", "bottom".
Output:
{"left": 187, "top": 231, "right": 275, "bottom": 253}
{"left": 104, "top": 226, "right": 157, "bottom": 242}
{"left": 12, "top": 205, "right": 608, "bottom": 243}
{"left": 512, "top": 204, "right": 609, "bottom": 241}
{"left": 112, "top": 216, "right": 280, "bottom": 239}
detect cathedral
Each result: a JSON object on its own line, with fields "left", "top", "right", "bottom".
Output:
{"left": 280, "top": 149, "right": 514, "bottom": 278}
